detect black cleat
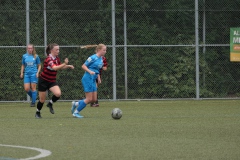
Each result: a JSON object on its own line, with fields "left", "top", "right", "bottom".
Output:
{"left": 47, "top": 102, "right": 54, "bottom": 114}
{"left": 30, "top": 103, "right": 35, "bottom": 107}
{"left": 35, "top": 111, "right": 42, "bottom": 118}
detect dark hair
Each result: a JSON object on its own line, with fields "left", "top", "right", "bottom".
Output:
{"left": 46, "top": 43, "right": 59, "bottom": 55}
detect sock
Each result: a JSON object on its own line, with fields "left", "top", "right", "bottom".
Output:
{"left": 32, "top": 91, "right": 37, "bottom": 104}
{"left": 27, "top": 90, "right": 32, "bottom": 98}
{"left": 37, "top": 102, "right": 44, "bottom": 111}
{"left": 75, "top": 100, "right": 87, "bottom": 113}
{"left": 52, "top": 95, "right": 60, "bottom": 103}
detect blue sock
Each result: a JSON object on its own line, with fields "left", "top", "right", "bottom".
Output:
{"left": 76, "top": 100, "right": 87, "bottom": 112}
{"left": 32, "top": 91, "right": 37, "bottom": 104}
{"left": 27, "top": 90, "right": 32, "bottom": 98}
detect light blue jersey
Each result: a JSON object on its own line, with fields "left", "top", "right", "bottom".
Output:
{"left": 22, "top": 53, "right": 41, "bottom": 75}
{"left": 84, "top": 54, "right": 103, "bottom": 75}
{"left": 82, "top": 54, "right": 103, "bottom": 92}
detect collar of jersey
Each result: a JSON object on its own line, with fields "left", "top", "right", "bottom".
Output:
{"left": 49, "top": 54, "right": 56, "bottom": 60}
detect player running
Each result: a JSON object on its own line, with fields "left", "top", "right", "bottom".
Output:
{"left": 35, "top": 43, "right": 74, "bottom": 118}
{"left": 71, "top": 44, "right": 107, "bottom": 118}
{"left": 20, "top": 44, "right": 41, "bottom": 107}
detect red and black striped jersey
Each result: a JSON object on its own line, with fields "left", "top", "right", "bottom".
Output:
{"left": 40, "top": 54, "right": 61, "bottom": 82}
{"left": 100, "top": 56, "right": 108, "bottom": 75}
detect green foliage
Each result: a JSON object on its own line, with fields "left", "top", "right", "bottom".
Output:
{"left": 0, "top": 0, "right": 240, "bottom": 100}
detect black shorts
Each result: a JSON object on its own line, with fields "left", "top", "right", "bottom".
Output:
{"left": 96, "top": 74, "right": 101, "bottom": 83}
{"left": 38, "top": 77, "right": 58, "bottom": 92}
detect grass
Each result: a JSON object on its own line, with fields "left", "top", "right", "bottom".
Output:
{"left": 0, "top": 100, "right": 240, "bottom": 160}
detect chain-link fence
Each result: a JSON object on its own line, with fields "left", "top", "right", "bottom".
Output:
{"left": 0, "top": 0, "right": 240, "bottom": 101}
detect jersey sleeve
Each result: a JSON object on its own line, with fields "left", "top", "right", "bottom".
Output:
{"left": 103, "top": 56, "right": 108, "bottom": 67}
{"left": 36, "top": 56, "right": 41, "bottom": 65}
{"left": 84, "top": 55, "right": 95, "bottom": 67}
{"left": 21, "top": 55, "right": 25, "bottom": 65}
{"left": 47, "top": 57, "right": 55, "bottom": 68}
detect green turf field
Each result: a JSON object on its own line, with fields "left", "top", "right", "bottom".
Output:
{"left": 0, "top": 100, "right": 240, "bottom": 160}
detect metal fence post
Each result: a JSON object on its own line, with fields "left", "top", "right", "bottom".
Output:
{"left": 112, "top": 0, "right": 117, "bottom": 100}
{"left": 123, "top": 0, "right": 128, "bottom": 99}
{"left": 26, "top": 0, "right": 30, "bottom": 102}
{"left": 195, "top": 0, "right": 200, "bottom": 99}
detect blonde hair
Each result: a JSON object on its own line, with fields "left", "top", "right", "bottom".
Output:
{"left": 81, "top": 44, "right": 106, "bottom": 52}
{"left": 28, "top": 44, "right": 37, "bottom": 59}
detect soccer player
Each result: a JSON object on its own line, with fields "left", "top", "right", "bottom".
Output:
{"left": 71, "top": 44, "right": 107, "bottom": 118}
{"left": 90, "top": 56, "right": 108, "bottom": 107}
{"left": 20, "top": 44, "right": 41, "bottom": 107}
{"left": 35, "top": 43, "right": 74, "bottom": 118}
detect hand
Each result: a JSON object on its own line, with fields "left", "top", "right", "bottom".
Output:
{"left": 98, "top": 77, "right": 102, "bottom": 84}
{"left": 20, "top": 73, "right": 23, "bottom": 79}
{"left": 36, "top": 72, "right": 39, "bottom": 78}
{"left": 89, "top": 71, "right": 95, "bottom": 75}
{"left": 68, "top": 65, "right": 74, "bottom": 69}
{"left": 64, "top": 58, "right": 69, "bottom": 64}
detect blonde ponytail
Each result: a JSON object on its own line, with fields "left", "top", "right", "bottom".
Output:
{"left": 81, "top": 44, "right": 106, "bottom": 52}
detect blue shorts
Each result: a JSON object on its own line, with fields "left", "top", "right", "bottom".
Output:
{"left": 81, "top": 73, "right": 97, "bottom": 92}
{"left": 24, "top": 74, "right": 38, "bottom": 84}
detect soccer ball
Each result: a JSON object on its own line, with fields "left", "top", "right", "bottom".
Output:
{"left": 111, "top": 108, "right": 122, "bottom": 119}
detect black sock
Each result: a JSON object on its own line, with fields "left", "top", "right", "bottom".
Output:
{"left": 52, "top": 95, "right": 60, "bottom": 103}
{"left": 37, "top": 102, "right": 44, "bottom": 111}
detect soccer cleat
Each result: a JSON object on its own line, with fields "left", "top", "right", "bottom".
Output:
{"left": 91, "top": 103, "right": 99, "bottom": 107}
{"left": 30, "top": 103, "right": 35, "bottom": 107}
{"left": 35, "top": 111, "right": 42, "bottom": 118}
{"left": 47, "top": 102, "right": 54, "bottom": 114}
{"left": 72, "top": 113, "right": 84, "bottom": 118}
{"left": 71, "top": 101, "right": 77, "bottom": 114}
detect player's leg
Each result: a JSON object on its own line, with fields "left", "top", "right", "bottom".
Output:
{"left": 35, "top": 77, "right": 47, "bottom": 118}
{"left": 23, "top": 75, "right": 32, "bottom": 98}
{"left": 47, "top": 85, "right": 61, "bottom": 114}
{"left": 30, "top": 75, "right": 38, "bottom": 107}
{"left": 73, "top": 92, "right": 93, "bottom": 118}
{"left": 90, "top": 79, "right": 98, "bottom": 106}
{"left": 72, "top": 76, "right": 94, "bottom": 118}
{"left": 94, "top": 83, "right": 99, "bottom": 106}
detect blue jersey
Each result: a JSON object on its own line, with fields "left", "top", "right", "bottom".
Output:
{"left": 22, "top": 53, "right": 41, "bottom": 75}
{"left": 84, "top": 54, "right": 103, "bottom": 75}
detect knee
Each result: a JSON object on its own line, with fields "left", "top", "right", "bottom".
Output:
{"left": 24, "top": 88, "right": 30, "bottom": 92}
{"left": 54, "top": 91, "right": 61, "bottom": 98}
{"left": 39, "top": 97, "right": 45, "bottom": 103}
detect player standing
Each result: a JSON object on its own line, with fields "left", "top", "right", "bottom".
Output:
{"left": 35, "top": 43, "right": 74, "bottom": 118}
{"left": 71, "top": 44, "right": 107, "bottom": 118}
{"left": 20, "top": 44, "right": 41, "bottom": 107}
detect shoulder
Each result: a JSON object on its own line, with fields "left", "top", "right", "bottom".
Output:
{"left": 45, "top": 56, "right": 52, "bottom": 61}
{"left": 86, "top": 54, "right": 96, "bottom": 62}
{"left": 22, "top": 53, "right": 28, "bottom": 57}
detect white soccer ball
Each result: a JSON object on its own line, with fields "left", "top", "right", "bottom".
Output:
{"left": 111, "top": 108, "right": 122, "bottom": 119}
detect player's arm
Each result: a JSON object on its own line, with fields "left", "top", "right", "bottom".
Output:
{"left": 82, "top": 64, "right": 95, "bottom": 75}
{"left": 36, "top": 56, "right": 41, "bottom": 77}
{"left": 62, "top": 65, "right": 74, "bottom": 69}
{"left": 97, "top": 74, "right": 101, "bottom": 84}
{"left": 20, "top": 65, "right": 24, "bottom": 78}
{"left": 51, "top": 58, "right": 69, "bottom": 71}
{"left": 36, "top": 64, "right": 41, "bottom": 77}
{"left": 102, "top": 66, "right": 107, "bottom": 71}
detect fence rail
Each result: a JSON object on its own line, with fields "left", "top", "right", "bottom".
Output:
{"left": 0, "top": 0, "right": 240, "bottom": 101}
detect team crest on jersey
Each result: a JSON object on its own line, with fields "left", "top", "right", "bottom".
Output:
{"left": 87, "top": 57, "right": 92, "bottom": 62}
